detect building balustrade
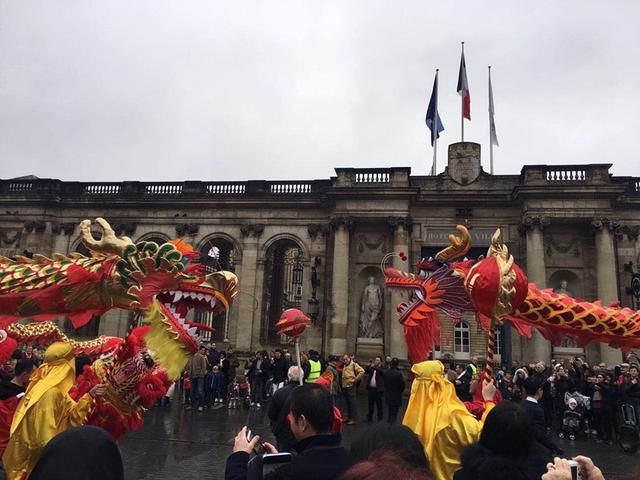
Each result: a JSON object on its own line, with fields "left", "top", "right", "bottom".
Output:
{"left": 545, "top": 168, "right": 587, "bottom": 182}
{"left": 1, "top": 165, "right": 637, "bottom": 199}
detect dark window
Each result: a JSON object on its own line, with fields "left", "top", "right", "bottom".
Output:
{"left": 65, "top": 241, "right": 100, "bottom": 337}
{"left": 195, "top": 238, "right": 237, "bottom": 342}
{"left": 262, "top": 241, "right": 304, "bottom": 344}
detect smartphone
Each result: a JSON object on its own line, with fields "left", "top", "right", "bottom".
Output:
{"left": 567, "top": 460, "right": 580, "bottom": 480}
{"left": 245, "top": 429, "right": 264, "bottom": 455}
{"left": 247, "top": 452, "right": 293, "bottom": 479}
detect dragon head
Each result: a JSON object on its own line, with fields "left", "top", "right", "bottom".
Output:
{"left": 384, "top": 264, "right": 472, "bottom": 326}
{"left": 78, "top": 218, "right": 239, "bottom": 377}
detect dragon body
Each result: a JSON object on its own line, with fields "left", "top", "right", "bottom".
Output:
{"left": 385, "top": 226, "right": 640, "bottom": 362}
{"left": 0, "top": 218, "right": 239, "bottom": 438}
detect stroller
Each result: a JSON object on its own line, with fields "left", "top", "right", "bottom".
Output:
{"left": 559, "top": 392, "right": 590, "bottom": 441}
{"left": 619, "top": 404, "right": 640, "bottom": 453}
{"left": 228, "top": 376, "right": 250, "bottom": 409}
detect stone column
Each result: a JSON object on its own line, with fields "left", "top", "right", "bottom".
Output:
{"left": 592, "top": 219, "right": 623, "bottom": 366}
{"left": 328, "top": 218, "right": 352, "bottom": 355}
{"left": 388, "top": 217, "right": 411, "bottom": 360}
{"left": 235, "top": 224, "right": 263, "bottom": 352}
{"left": 522, "top": 215, "right": 551, "bottom": 363}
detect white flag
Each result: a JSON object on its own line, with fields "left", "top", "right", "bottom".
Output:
{"left": 489, "top": 69, "right": 499, "bottom": 147}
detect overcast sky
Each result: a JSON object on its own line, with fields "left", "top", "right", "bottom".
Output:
{"left": 0, "top": 1, "right": 638, "bottom": 182}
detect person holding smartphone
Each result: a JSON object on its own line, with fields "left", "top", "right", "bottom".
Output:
{"left": 226, "top": 384, "right": 349, "bottom": 480}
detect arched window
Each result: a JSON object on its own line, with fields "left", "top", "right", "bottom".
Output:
{"left": 454, "top": 321, "right": 471, "bottom": 359}
{"left": 65, "top": 241, "right": 101, "bottom": 337}
{"left": 194, "top": 238, "right": 238, "bottom": 341}
{"left": 262, "top": 240, "right": 304, "bottom": 344}
{"left": 138, "top": 235, "right": 169, "bottom": 246}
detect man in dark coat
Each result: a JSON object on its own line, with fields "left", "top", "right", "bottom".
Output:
{"left": 521, "top": 376, "right": 563, "bottom": 456}
{"left": 226, "top": 384, "right": 349, "bottom": 480}
{"left": 270, "top": 349, "right": 289, "bottom": 394}
{"left": 365, "top": 356, "right": 385, "bottom": 422}
{"left": 383, "top": 357, "right": 405, "bottom": 423}
{"left": 267, "top": 366, "right": 301, "bottom": 451}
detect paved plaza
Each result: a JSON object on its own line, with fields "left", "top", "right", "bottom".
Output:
{"left": 120, "top": 397, "right": 640, "bottom": 480}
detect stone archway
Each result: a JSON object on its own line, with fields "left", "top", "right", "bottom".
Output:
{"left": 261, "top": 238, "right": 305, "bottom": 345}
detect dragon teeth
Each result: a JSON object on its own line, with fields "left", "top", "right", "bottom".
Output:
{"left": 174, "top": 291, "right": 183, "bottom": 302}
{"left": 416, "top": 289, "right": 425, "bottom": 301}
{"left": 197, "top": 293, "right": 205, "bottom": 300}
{"left": 187, "top": 326, "right": 198, "bottom": 336}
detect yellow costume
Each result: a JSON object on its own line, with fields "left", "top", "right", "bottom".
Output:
{"left": 2, "top": 342, "right": 94, "bottom": 480}
{"left": 403, "top": 361, "right": 494, "bottom": 480}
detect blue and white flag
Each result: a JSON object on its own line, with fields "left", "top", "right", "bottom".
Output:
{"left": 426, "top": 71, "right": 444, "bottom": 146}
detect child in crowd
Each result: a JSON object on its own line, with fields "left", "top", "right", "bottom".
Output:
{"left": 183, "top": 374, "right": 192, "bottom": 406}
{"left": 211, "top": 365, "right": 223, "bottom": 404}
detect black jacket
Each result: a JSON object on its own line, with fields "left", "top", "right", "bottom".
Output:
{"left": 225, "top": 433, "right": 349, "bottom": 480}
{"left": 364, "top": 366, "right": 385, "bottom": 393}
{"left": 521, "top": 399, "right": 560, "bottom": 454}
{"left": 454, "top": 443, "right": 549, "bottom": 480}
{"left": 383, "top": 367, "right": 405, "bottom": 406}
{"left": 272, "top": 357, "right": 290, "bottom": 384}
{"left": 0, "top": 380, "right": 24, "bottom": 400}
{"left": 267, "top": 383, "right": 298, "bottom": 450}
{"left": 248, "top": 357, "right": 270, "bottom": 381}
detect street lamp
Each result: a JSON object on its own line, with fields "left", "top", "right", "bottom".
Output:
{"left": 307, "top": 257, "right": 321, "bottom": 322}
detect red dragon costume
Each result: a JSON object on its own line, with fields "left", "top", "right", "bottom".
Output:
{"left": 384, "top": 225, "right": 640, "bottom": 365}
{"left": 0, "top": 218, "right": 238, "bottom": 440}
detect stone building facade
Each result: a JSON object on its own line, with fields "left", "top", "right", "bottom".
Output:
{"left": 1, "top": 142, "right": 639, "bottom": 366}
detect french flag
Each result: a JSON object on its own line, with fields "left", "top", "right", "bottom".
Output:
{"left": 457, "top": 48, "right": 471, "bottom": 120}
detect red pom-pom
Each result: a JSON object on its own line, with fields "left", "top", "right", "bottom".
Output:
{"left": 276, "top": 309, "right": 311, "bottom": 339}
{"left": 0, "top": 332, "right": 17, "bottom": 364}
{"left": 399, "top": 251, "right": 405, "bottom": 257}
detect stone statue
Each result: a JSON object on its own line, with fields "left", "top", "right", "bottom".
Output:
{"left": 359, "top": 276, "right": 384, "bottom": 338}
{"left": 554, "top": 280, "right": 573, "bottom": 297}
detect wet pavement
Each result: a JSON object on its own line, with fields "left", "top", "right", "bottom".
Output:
{"left": 121, "top": 397, "right": 640, "bottom": 479}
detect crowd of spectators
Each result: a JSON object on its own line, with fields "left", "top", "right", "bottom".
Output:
{"left": 447, "top": 353, "right": 640, "bottom": 445}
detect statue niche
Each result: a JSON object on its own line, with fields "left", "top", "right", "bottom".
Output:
{"left": 358, "top": 276, "right": 384, "bottom": 339}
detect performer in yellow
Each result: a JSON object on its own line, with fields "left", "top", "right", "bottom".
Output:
{"left": 2, "top": 342, "right": 106, "bottom": 480}
{"left": 403, "top": 360, "right": 496, "bottom": 480}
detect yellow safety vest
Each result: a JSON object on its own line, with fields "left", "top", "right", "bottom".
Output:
{"left": 306, "top": 359, "right": 322, "bottom": 383}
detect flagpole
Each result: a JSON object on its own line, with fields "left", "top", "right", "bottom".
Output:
{"left": 461, "top": 42, "right": 465, "bottom": 142}
{"left": 432, "top": 69, "right": 439, "bottom": 176}
{"left": 489, "top": 66, "right": 494, "bottom": 174}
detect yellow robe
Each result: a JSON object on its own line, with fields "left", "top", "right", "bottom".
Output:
{"left": 2, "top": 342, "right": 94, "bottom": 480}
{"left": 403, "top": 361, "right": 494, "bottom": 480}
{"left": 2, "top": 389, "right": 93, "bottom": 480}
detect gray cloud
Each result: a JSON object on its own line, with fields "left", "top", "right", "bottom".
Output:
{"left": 0, "top": 0, "right": 638, "bottom": 181}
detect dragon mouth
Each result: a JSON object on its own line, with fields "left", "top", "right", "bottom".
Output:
{"left": 384, "top": 268, "right": 426, "bottom": 325}
{"left": 156, "top": 288, "right": 224, "bottom": 347}
{"left": 396, "top": 288, "right": 425, "bottom": 324}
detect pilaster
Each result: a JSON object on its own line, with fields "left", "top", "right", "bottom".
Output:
{"left": 328, "top": 217, "right": 352, "bottom": 355}
{"left": 592, "top": 218, "right": 623, "bottom": 366}
{"left": 236, "top": 224, "right": 263, "bottom": 351}
{"left": 522, "top": 215, "right": 551, "bottom": 363}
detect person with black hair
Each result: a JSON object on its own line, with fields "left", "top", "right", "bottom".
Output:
{"left": 365, "top": 356, "right": 385, "bottom": 422}
{"left": 348, "top": 423, "right": 430, "bottom": 472}
{"left": 454, "top": 401, "right": 549, "bottom": 480}
{"left": 28, "top": 425, "right": 123, "bottom": 480}
{"left": 226, "top": 383, "right": 349, "bottom": 480}
{"left": 270, "top": 349, "right": 289, "bottom": 394}
{"left": 0, "top": 359, "right": 37, "bottom": 458}
{"left": 521, "top": 376, "right": 563, "bottom": 456}
{"left": 383, "top": 358, "right": 405, "bottom": 423}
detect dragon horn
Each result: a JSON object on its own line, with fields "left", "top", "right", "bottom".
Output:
{"left": 435, "top": 225, "right": 472, "bottom": 262}
{"left": 80, "top": 218, "right": 135, "bottom": 257}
